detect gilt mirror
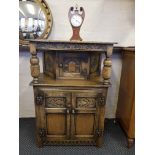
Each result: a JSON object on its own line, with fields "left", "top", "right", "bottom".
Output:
{"left": 19, "top": 0, "right": 52, "bottom": 46}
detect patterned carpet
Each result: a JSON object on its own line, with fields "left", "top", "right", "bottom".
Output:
{"left": 19, "top": 118, "right": 135, "bottom": 155}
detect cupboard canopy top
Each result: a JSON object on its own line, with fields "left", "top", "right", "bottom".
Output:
{"left": 29, "top": 39, "right": 117, "bottom": 52}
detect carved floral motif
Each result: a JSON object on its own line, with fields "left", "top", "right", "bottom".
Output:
{"left": 77, "top": 97, "right": 96, "bottom": 108}
{"left": 46, "top": 97, "right": 66, "bottom": 108}
{"left": 35, "top": 94, "right": 44, "bottom": 105}
{"left": 98, "top": 97, "right": 105, "bottom": 106}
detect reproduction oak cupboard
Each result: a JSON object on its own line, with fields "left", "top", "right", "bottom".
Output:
{"left": 116, "top": 47, "right": 135, "bottom": 148}
{"left": 29, "top": 40, "right": 116, "bottom": 147}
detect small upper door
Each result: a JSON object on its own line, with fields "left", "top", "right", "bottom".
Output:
{"left": 56, "top": 52, "right": 90, "bottom": 80}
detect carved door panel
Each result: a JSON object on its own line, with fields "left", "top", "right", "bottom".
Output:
{"left": 56, "top": 52, "right": 90, "bottom": 79}
{"left": 71, "top": 92, "right": 101, "bottom": 141}
{"left": 44, "top": 91, "right": 71, "bottom": 141}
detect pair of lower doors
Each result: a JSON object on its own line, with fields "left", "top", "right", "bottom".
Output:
{"left": 35, "top": 89, "right": 105, "bottom": 146}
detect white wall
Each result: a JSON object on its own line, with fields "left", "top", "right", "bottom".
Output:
{"left": 47, "top": 0, "right": 135, "bottom": 46}
{"left": 19, "top": 0, "right": 135, "bottom": 118}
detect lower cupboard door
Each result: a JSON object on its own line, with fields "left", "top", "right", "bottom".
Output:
{"left": 44, "top": 91, "right": 71, "bottom": 141}
{"left": 45, "top": 109, "right": 70, "bottom": 141}
{"left": 71, "top": 92, "right": 100, "bottom": 141}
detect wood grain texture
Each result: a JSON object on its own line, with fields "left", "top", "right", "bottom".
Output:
{"left": 30, "top": 43, "right": 40, "bottom": 83}
{"left": 116, "top": 47, "right": 135, "bottom": 148}
{"left": 46, "top": 114, "right": 66, "bottom": 135}
{"left": 29, "top": 39, "right": 116, "bottom": 52}
{"left": 30, "top": 40, "right": 115, "bottom": 147}
{"left": 75, "top": 114, "right": 95, "bottom": 135}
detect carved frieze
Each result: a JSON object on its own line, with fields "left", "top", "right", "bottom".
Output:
{"left": 77, "top": 97, "right": 96, "bottom": 108}
{"left": 45, "top": 97, "right": 66, "bottom": 108}
{"left": 36, "top": 42, "right": 108, "bottom": 52}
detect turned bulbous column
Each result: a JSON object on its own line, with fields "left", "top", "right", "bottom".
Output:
{"left": 29, "top": 43, "right": 40, "bottom": 83}
{"left": 103, "top": 45, "right": 113, "bottom": 85}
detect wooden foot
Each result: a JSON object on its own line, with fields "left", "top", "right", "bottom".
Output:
{"left": 36, "top": 138, "right": 43, "bottom": 148}
{"left": 36, "top": 137, "right": 43, "bottom": 148}
{"left": 96, "top": 137, "right": 103, "bottom": 148}
{"left": 127, "top": 138, "right": 134, "bottom": 148}
{"left": 36, "top": 133, "right": 43, "bottom": 148}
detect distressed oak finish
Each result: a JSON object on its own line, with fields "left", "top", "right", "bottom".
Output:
{"left": 116, "top": 47, "right": 135, "bottom": 148}
{"left": 29, "top": 40, "right": 116, "bottom": 147}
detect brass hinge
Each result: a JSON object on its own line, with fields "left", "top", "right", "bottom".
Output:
{"left": 38, "top": 128, "right": 46, "bottom": 143}
{"left": 96, "top": 129, "right": 104, "bottom": 137}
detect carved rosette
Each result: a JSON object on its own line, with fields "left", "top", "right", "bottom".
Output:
{"left": 98, "top": 97, "right": 105, "bottom": 106}
{"left": 30, "top": 43, "right": 40, "bottom": 83}
{"left": 35, "top": 94, "right": 44, "bottom": 105}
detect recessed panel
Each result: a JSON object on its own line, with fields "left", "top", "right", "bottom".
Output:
{"left": 46, "top": 114, "right": 66, "bottom": 135}
{"left": 75, "top": 114, "right": 95, "bottom": 135}
{"left": 44, "top": 52, "right": 56, "bottom": 78}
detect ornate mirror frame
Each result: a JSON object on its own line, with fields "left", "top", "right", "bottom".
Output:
{"left": 19, "top": 0, "right": 53, "bottom": 46}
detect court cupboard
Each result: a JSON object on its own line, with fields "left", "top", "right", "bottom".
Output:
{"left": 29, "top": 40, "right": 116, "bottom": 147}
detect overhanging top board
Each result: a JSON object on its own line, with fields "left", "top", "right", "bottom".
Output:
{"left": 29, "top": 39, "right": 117, "bottom": 52}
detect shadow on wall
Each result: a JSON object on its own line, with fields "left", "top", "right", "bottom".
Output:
{"left": 105, "top": 53, "right": 122, "bottom": 118}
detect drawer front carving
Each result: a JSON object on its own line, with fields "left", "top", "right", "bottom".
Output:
{"left": 44, "top": 91, "right": 71, "bottom": 108}
{"left": 76, "top": 97, "right": 96, "bottom": 108}
{"left": 46, "top": 97, "right": 66, "bottom": 108}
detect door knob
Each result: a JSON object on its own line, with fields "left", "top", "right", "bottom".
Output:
{"left": 59, "top": 63, "right": 63, "bottom": 68}
{"left": 66, "top": 109, "right": 70, "bottom": 114}
{"left": 72, "top": 109, "right": 75, "bottom": 114}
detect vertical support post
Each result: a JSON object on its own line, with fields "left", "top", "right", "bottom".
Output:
{"left": 103, "top": 45, "right": 113, "bottom": 85}
{"left": 34, "top": 88, "right": 46, "bottom": 148}
{"left": 96, "top": 96, "right": 105, "bottom": 147}
{"left": 30, "top": 43, "right": 40, "bottom": 83}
